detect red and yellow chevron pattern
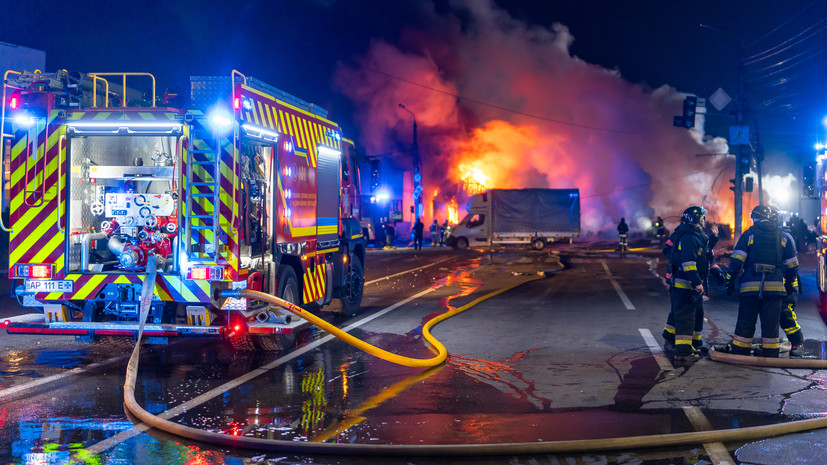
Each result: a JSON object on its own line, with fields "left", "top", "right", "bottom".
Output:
{"left": 302, "top": 263, "right": 327, "bottom": 304}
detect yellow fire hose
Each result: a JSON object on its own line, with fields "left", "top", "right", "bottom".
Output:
{"left": 121, "top": 271, "right": 827, "bottom": 456}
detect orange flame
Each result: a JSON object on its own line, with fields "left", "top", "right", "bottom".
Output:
{"left": 460, "top": 163, "right": 490, "bottom": 195}
{"left": 447, "top": 198, "right": 459, "bottom": 224}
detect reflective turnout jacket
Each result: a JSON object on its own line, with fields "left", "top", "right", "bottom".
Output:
{"left": 729, "top": 220, "right": 798, "bottom": 296}
{"left": 669, "top": 223, "right": 707, "bottom": 290}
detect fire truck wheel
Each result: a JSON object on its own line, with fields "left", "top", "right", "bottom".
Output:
{"left": 340, "top": 254, "right": 364, "bottom": 316}
{"left": 531, "top": 238, "right": 546, "bottom": 250}
{"left": 255, "top": 266, "right": 300, "bottom": 351}
{"left": 456, "top": 237, "right": 469, "bottom": 250}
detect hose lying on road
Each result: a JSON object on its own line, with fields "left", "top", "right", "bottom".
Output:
{"left": 709, "top": 346, "right": 827, "bottom": 368}
{"left": 123, "top": 272, "right": 827, "bottom": 456}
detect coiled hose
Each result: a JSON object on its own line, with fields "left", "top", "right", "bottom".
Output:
{"left": 123, "top": 276, "right": 827, "bottom": 456}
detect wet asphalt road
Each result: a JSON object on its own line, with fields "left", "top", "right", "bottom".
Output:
{"left": 1, "top": 241, "right": 827, "bottom": 464}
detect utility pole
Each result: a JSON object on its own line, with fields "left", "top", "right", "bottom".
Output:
{"left": 398, "top": 103, "right": 422, "bottom": 220}
{"left": 734, "top": 39, "right": 744, "bottom": 242}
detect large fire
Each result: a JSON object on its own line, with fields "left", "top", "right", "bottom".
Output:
{"left": 335, "top": 2, "right": 739, "bottom": 234}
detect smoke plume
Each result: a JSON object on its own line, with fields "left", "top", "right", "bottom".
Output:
{"left": 333, "top": 0, "right": 731, "bottom": 233}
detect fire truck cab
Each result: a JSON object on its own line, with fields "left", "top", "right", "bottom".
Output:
{"left": 1, "top": 69, "right": 365, "bottom": 350}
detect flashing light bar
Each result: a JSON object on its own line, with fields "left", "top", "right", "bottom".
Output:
{"left": 9, "top": 94, "right": 19, "bottom": 110}
{"left": 241, "top": 122, "right": 279, "bottom": 141}
{"left": 317, "top": 145, "right": 341, "bottom": 158}
{"left": 66, "top": 121, "right": 183, "bottom": 129}
{"left": 188, "top": 265, "right": 226, "bottom": 281}
{"left": 14, "top": 263, "right": 54, "bottom": 279}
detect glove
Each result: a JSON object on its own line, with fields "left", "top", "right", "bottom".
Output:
{"left": 710, "top": 266, "right": 725, "bottom": 285}
{"left": 726, "top": 275, "right": 735, "bottom": 296}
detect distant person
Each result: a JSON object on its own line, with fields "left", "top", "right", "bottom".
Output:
{"left": 440, "top": 220, "right": 448, "bottom": 245}
{"left": 384, "top": 222, "right": 395, "bottom": 247}
{"left": 654, "top": 216, "right": 666, "bottom": 240}
{"left": 617, "top": 218, "right": 629, "bottom": 251}
{"left": 772, "top": 209, "right": 804, "bottom": 357}
{"left": 430, "top": 220, "right": 439, "bottom": 246}
{"left": 413, "top": 217, "right": 424, "bottom": 250}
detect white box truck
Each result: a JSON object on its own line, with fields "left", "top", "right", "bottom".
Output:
{"left": 445, "top": 188, "right": 580, "bottom": 250}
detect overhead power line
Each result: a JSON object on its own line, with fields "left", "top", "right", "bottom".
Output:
{"left": 362, "top": 66, "right": 640, "bottom": 135}
{"left": 744, "top": 0, "right": 818, "bottom": 50}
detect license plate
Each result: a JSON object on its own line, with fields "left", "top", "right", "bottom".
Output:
{"left": 25, "top": 280, "right": 73, "bottom": 293}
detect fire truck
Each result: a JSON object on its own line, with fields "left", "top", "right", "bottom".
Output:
{"left": 1, "top": 69, "right": 365, "bottom": 350}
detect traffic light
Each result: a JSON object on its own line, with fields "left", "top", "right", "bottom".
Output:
{"left": 673, "top": 96, "right": 697, "bottom": 128}
{"left": 729, "top": 178, "right": 738, "bottom": 192}
{"left": 682, "top": 96, "right": 697, "bottom": 128}
{"left": 745, "top": 176, "right": 753, "bottom": 193}
{"left": 738, "top": 152, "right": 752, "bottom": 171}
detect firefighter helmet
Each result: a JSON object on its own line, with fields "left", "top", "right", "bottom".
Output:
{"left": 681, "top": 206, "right": 707, "bottom": 225}
{"left": 750, "top": 205, "right": 772, "bottom": 222}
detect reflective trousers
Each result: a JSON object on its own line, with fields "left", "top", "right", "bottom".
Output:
{"left": 668, "top": 288, "right": 703, "bottom": 356}
{"left": 732, "top": 295, "right": 783, "bottom": 357}
{"left": 780, "top": 302, "right": 803, "bottom": 345}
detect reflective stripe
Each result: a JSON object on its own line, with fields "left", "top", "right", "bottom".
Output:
{"left": 762, "top": 338, "right": 780, "bottom": 349}
{"left": 784, "top": 256, "right": 799, "bottom": 267}
{"left": 693, "top": 333, "right": 702, "bottom": 340}
{"left": 731, "top": 250, "right": 747, "bottom": 261}
{"left": 672, "top": 278, "right": 693, "bottom": 289}
{"left": 733, "top": 335, "right": 752, "bottom": 348}
{"left": 663, "top": 325, "right": 675, "bottom": 334}
{"left": 739, "top": 281, "right": 785, "bottom": 293}
{"left": 682, "top": 260, "right": 697, "bottom": 271}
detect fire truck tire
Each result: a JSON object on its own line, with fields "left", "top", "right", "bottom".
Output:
{"left": 254, "top": 267, "right": 300, "bottom": 351}
{"left": 339, "top": 254, "right": 364, "bottom": 316}
{"left": 229, "top": 331, "right": 256, "bottom": 352}
{"left": 455, "top": 237, "right": 469, "bottom": 250}
{"left": 531, "top": 238, "right": 546, "bottom": 250}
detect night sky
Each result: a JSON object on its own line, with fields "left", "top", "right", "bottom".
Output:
{"left": 2, "top": 0, "right": 825, "bottom": 226}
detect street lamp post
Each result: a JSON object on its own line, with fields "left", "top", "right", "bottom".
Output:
{"left": 398, "top": 103, "right": 422, "bottom": 220}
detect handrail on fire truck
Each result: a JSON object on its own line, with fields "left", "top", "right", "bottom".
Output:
{"left": 88, "top": 72, "right": 156, "bottom": 108}
{"left": 57, "top": 135, "right": 65, "bottom": 233}
{"left": 0, "top": 70, "right": 23, "bottom": 232}
{"left": 23, "top": 116, "right": 47, "bottom": 208}
{"left": 230, "top": 69, "right": 245, "bottom": 230}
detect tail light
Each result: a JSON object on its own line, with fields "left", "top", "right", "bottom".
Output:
{"left": 187, "top": 265, "right": 227, "bottom": 281}
{"left": 9, "top": 93, "right": 20, "bottom": 110}
{"left": 14, "top": 264, "right": 54, "bottom": 279}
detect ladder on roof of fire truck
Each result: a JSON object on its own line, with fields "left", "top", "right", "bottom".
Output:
{"left": 184, "top": 123, "right": 223, "bottom": 262}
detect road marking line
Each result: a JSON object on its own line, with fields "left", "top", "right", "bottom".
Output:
{"left": 0, "top": 354, "right": 131, "bottom": 403}
{"left": 601, "top": 260, "right": 635, "bottom": 309}
{"left": 365, "top": 256, "right": 453, "bottom": 286}
{"left": 682, "top": 406, "right": 736, "bottom": 465}
{"left": 638, "top": 328, "right": 673, "bottom": 372}
{"left": 79, "top": 286, "right": 440, "bottom": 455}
{"left": 639, "top": 328, "right": 735, "bottom": 465}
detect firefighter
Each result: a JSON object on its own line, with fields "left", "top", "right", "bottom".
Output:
{"left": 617, "top": 218, "right": 629, "bottom": 251}
{"left": 718, "top": 205, "right": 799, "bottom": 358}
{"left": 664, "top": 206, "right": 709, "bottom": 361}
{"left": 771, "top": 209, "right": 804, "bottom": 357}
{"left": 440, "top": 220, "right": 448, "bottom": 245}
{"left": 413, "top": 217, "right": 425, "bottom": 250}
{"left": 430, "top": 219, "right": 439, "bottom": 246}
{"left": 654, "top": 216, "right": 667, "bottom": 241}
{"left": 384, "top": 221, "right": 395, "bottom": 248}
{"left": 661, "top": 210, "right": 719, "bottom": 353}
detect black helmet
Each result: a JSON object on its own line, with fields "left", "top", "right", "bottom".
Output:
{"left": 751, "top": 205, "right": 772, "bottom": 221}
{"left": 769, "top": 209, "right": 783, "bottom": 226}
{"left": 681, "top": 206, "right": 707, "bottom": 225}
